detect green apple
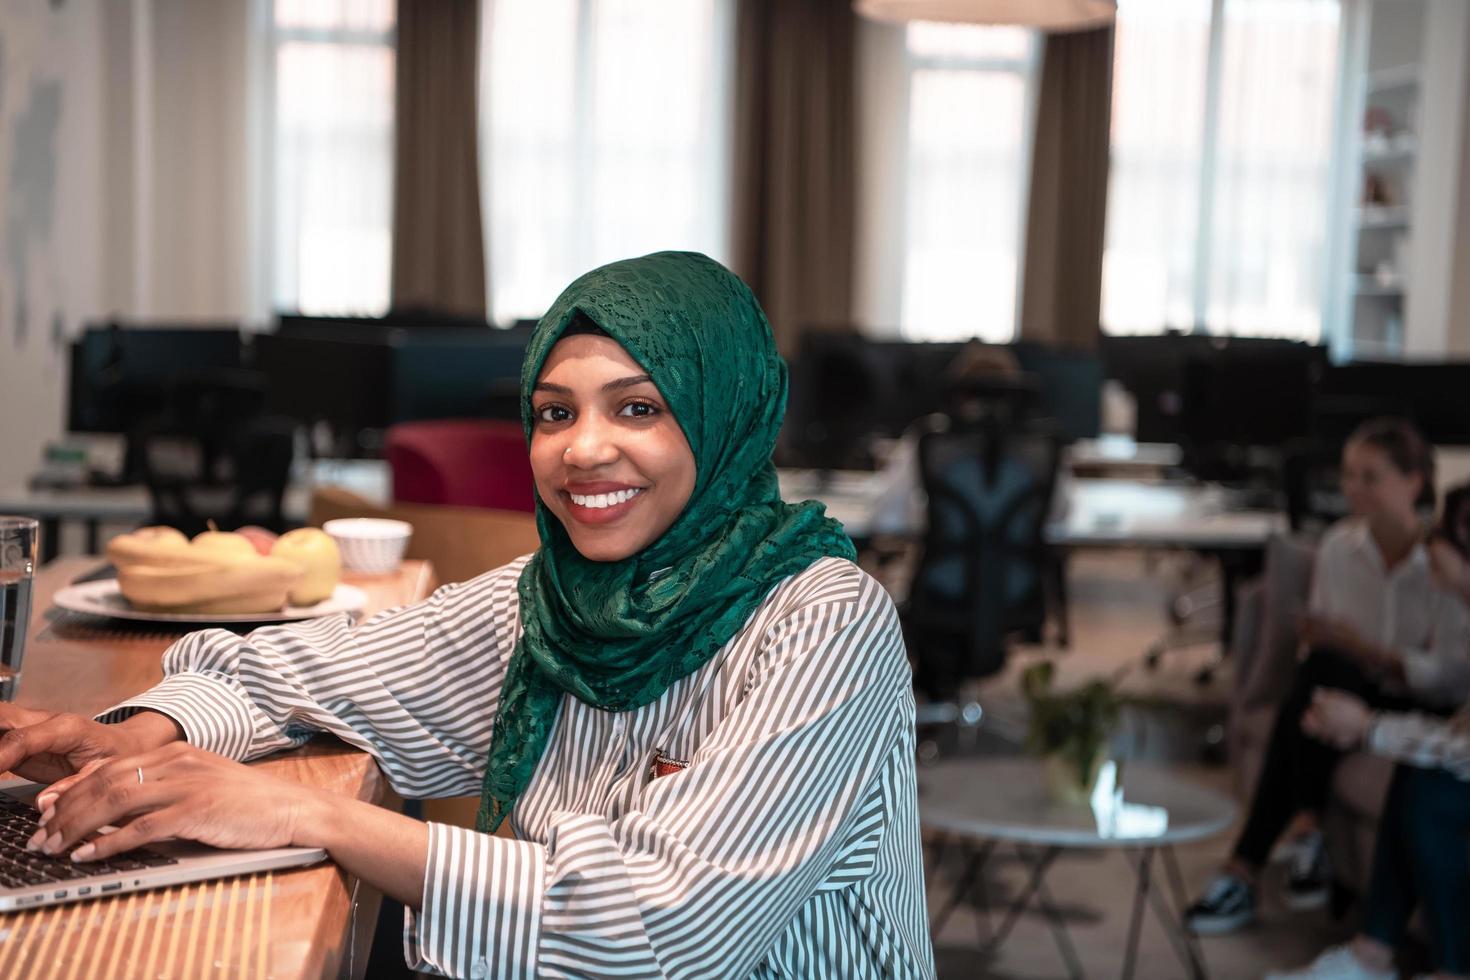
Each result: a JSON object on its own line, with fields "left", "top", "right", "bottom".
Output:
{"left": 271, "top": 528, "right": 342, "bottom": 606}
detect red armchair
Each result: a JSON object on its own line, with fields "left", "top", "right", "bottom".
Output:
{"left": 385, "top": 420, "right": 536, "bottom": 513}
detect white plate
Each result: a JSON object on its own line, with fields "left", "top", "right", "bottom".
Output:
{"left": 50, "top": 580, "right": 368, "bottom": 626}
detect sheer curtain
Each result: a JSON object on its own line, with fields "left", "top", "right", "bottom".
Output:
{"left": 1101, "top": 0, "right": 1340, "bottom": 338}
{"left": 1099, "top": 0, "right": 1208, "bottom": 334}
{"left": 481, "top": 0, "right": 733, "bottom": 325}
{"left": 270, "top": 0, "right": 396, "bottom": 316}
{"left": 1206, "top": 0, "right": 1340, "bottom": 338}
{"left": 900, "top": 25, "right": 1037, "bottom": 342}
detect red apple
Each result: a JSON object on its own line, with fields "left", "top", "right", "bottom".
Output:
{"left": 236, "top": 526, "right": 279, "bottom": 557}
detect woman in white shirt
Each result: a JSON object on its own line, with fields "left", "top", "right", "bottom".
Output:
{"left": 1186, "top": 419, "right": 1470, "bottom": 936}
{"left": 0, "top": 253, "right": 935, "bottom": 978}
{"left": 1265, "top": 529, "right": 1470, "bottom": 980}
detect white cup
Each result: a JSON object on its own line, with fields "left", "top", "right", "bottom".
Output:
{"left": 323, "top": 518, "right": 413, "bottom": 575}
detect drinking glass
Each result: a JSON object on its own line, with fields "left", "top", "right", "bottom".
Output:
{"left": 0, "top": 517, "right": 40, "bottom": 702}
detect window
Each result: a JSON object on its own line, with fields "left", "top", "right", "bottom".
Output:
{"left": 1102, "top": 0, "right": 1341, "bottom": 338}
{"left": 269, "top": 0, "right": 396, "bottom": 316}
{"left": 899, "top": 25, "right": 1038, "bottom": 343}
{"left": 482, "top": 0, "right": 733, "bottom": 325}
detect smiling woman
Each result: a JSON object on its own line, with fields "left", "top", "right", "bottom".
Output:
{"left": 529, "top": 325, "right": 696, "bottom": 560}
{"left": 0, "top": 251, "right": 934, "bottom": 979}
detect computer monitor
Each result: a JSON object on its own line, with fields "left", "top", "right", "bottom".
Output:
{"left": 782, "top": 331, "right": 896, "bottom": 470}
{"left": 67, "top": 323, "right": 246, "bottom": 435}
{"left": 782, "top": 331, "right": 980, "bottom": 468}
{"left": 275, "top": 310, "right": 491, "bottom": 340}
{"left": 388, "top": 331, "right": 530, "bottom": 423}
{"left": 252, "top": 332, "right": 395, "bottom": 442}
{"left": 1011, "top": 341, "right": 1103, "bottom": 442}
{"left": 784, "top": 332, "right": 1106, "bottom": 466}
{"left": 1179, "top": 345, "right": 1327, "bottom": 450}
{"left": 1101, "top": 333, "right": 1320, "bottom": 444}
{"left": 1318, "top": 362, "right": 1470, "bottom": 446}
{"left": 254, "top": 326, "right": 533, "bottom": 456}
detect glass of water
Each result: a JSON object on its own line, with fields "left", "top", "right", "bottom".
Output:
{"left": 0, "top": 518, "right": 39, "bottom": 702}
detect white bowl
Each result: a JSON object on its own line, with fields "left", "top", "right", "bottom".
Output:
{"left": 323, "top": 518, "right": 413, "bottom": 575}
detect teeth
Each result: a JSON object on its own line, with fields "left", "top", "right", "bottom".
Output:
{"left": 569, "top": 488, "right": 643, "bottom": 509}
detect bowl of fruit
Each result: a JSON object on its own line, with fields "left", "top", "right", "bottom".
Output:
{"left": 51, "top": 524, "right": 366, "bottom": 624}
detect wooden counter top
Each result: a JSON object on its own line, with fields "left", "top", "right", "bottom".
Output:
{"left": 0, "top": 557, "right": 436, "bottom": 978}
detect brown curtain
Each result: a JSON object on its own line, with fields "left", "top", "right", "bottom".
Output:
{"left": 732, "top": 0, "right": 857, "bottom": 355}
{"left": 1018, "top": 25, "right": 1115, "bottom": 350}
{"left": 390, "top": 0, "right": 488, "bottom": 317}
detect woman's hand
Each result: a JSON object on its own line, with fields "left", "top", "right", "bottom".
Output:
{"left": 0, "top": 705, "right": 181, "bottom": 786}
{"left": 31, "top": 742, "right": 430, "bottom": 910}
{"left": 1302, "top": 689, "right": 1374, "bottom": 750}
{"left": 29, "top": 742, "right": 321, "bottom": 862}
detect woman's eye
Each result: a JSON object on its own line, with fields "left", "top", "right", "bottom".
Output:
{"left": 619, "top": 401, "right": 658, "bottom": 419}
{"left": 535, "top": 404, "right": 571, "bottom": 424}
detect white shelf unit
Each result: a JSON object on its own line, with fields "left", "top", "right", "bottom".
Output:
{"left": 1328, "top": 0, "right": 1470, "bottom": 361}
{"left": 1356, "top": 204, "right": 1412, "bottom": 228}
{"left": 1366, "top": 62, "right": 1420, "bottom": 93}
{"left": 1352, "top": 274, "right": 1407, "bottom": 296}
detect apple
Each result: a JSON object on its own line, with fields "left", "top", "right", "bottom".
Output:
{"left": 236, "top": 525, "right": 279, "bottom": 557}
{"left": 271, "top": 528, "right": 341, "bottom": 606}
{"left": 190, "top": 531, "right": 259, "bottom": 564}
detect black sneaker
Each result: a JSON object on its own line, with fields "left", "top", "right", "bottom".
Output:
{"left": 1285, "top": 832, "right": 1330, "bottom": 911}
{"left": 1185, "top": 873, "right": 1257, "bottom": 935}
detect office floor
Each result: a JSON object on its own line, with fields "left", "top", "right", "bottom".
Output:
{"left": 924, "top": 551, "right": 1351, "bottom": 980}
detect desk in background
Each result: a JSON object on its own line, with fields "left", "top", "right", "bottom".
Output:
{"left": 0, "top": 557, "right": 435, "bottom": 979}
{"left": 0, "top": 460, "right": 391, "bottom": 563}
{"left": 1065, "top": 436, "right": 1183, "bottom": 479}
{"left": 778, "top": 468, "right": 1284, "bottom": 551}
{"left": 1047, "top": 479, "right": 1284, "bottom": 551}
{"left": 779, "top": 469, "right": 1284, "bottom": 655}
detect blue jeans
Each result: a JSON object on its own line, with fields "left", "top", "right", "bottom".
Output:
{"left": 1362, "top": 765, "right": 1470, "bottom": 973}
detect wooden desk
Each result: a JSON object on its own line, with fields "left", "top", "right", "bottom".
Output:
{"left": 0, "top": 558, "right": 436, "bottom": 979}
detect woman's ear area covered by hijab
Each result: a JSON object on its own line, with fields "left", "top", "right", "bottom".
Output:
{"left": 529, "top": 331, "right": 697, "bottom": 563}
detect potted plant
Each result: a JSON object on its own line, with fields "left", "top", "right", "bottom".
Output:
{"left": 1021, "top": 661, "right": 1122, "bottom": 807}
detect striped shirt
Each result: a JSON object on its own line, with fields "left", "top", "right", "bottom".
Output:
{"left": 103, "top": 555, "right": 935, "bottom": 979}
{"left": 1368, "top": 708, "right": 1470, "bottom": 781}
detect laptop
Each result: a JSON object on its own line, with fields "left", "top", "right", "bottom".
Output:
{"left": 0, "top": 778, "right": 326, "bottom": 911}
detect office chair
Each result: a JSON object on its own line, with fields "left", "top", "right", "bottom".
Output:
{"left": 903, "top": 416, "right": 1063, "bottom": 716}
{"left": 135, "top": 370, "right": 295, "bottom": 535}
{"left": 384, "top": 419, "right": 536, "bottom": 513}
{"left": 138, "top": 417, "right": 296, "bottom": 536}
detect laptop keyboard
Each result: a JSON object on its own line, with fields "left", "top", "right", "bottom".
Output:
{"left": 0, "top": 794, "right": 177, "bottom": 889}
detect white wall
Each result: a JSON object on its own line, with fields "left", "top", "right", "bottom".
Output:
{"left": 0, "top": 0, "right": 253, "bottom": 491}
{"left": 0, "top": 1, "right": 105, "bottom": 491}
{"left": 145, "top": 0, "right": 252, "bottom": 320}
{"left": 1400, "top": 0, "right": 1470, "bottom": 357}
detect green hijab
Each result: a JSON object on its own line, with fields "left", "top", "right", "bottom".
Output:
{"left": 476, "top": 251, "right": 856, "bottom": 831}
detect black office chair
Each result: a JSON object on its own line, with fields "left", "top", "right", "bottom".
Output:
{"left": 903, "top": 417, "right": 1062, "bottom": 703}
{"left": 136, "top": 370, "right": 295, "bottom": 535}
{"left": 139, "top": 418, "right": 295, "bottom": 536}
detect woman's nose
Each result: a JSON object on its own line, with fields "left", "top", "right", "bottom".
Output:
{"left": 563, "top": 415, "right": 619, "bottom": 469}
